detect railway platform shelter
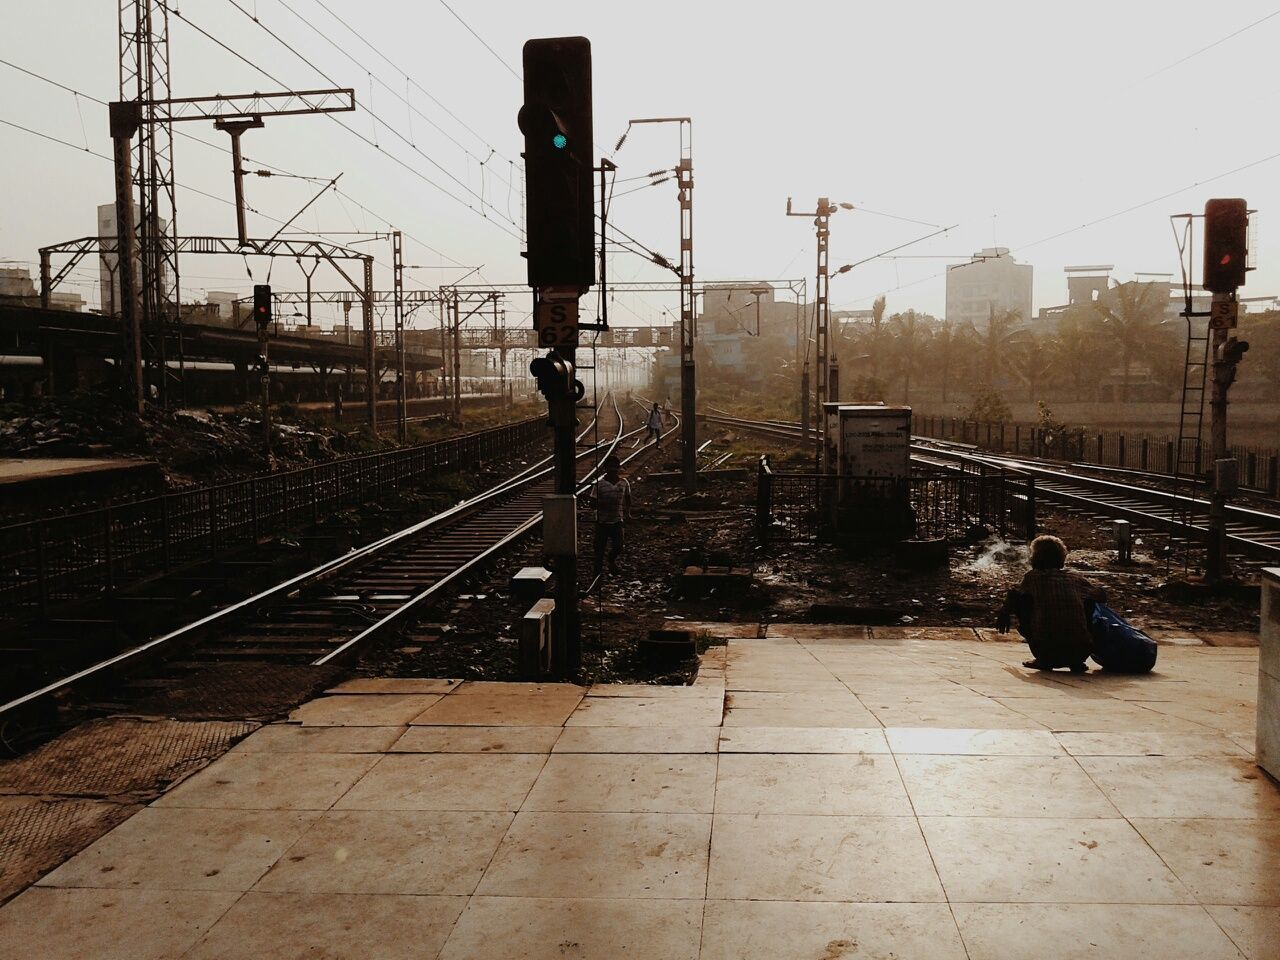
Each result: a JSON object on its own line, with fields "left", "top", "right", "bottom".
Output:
{"left": 0, "top": 623, "right": 1274, "bottom": 959}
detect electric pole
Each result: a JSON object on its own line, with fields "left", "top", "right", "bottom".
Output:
{"left": 520, "top": 36, "right": 594, "bottom": 677}
{"left": 393, "top": 230, "right": 407, "bottom": 442}
{"left": 618, "top": 118, "right": 695, "bottom": 490}
{"left": 1202, "top": 198, "right": 1251, "bottom": 582}
{"left": 787, "top": 197, "right": 852, "bottom": 463}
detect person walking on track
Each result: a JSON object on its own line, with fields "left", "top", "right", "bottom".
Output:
{"left": 590, "top": 454, "right": 632, "bottom": 576}
{"left": 646, "top": 402, "right": 663, "bottom": 446}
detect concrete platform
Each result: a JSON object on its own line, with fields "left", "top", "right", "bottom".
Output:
{"left": 1, "top": 625, "right": 1276, "bottom": 959}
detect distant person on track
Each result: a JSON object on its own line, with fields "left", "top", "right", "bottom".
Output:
{"left": 997, "top": 535, "right": 1107, "bottom": 673}
{"left": 646, "top": 402, "right": 663, "bottom": 446}
{"left": 333, "top": 385, "right": 344, "bottom": 422}
{"left": 590, "top": 453, "right": 632, "bottom": 576}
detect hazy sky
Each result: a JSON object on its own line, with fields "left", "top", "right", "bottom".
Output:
{"left": 3, "top": 1, "right": 1279, "bottom": 327}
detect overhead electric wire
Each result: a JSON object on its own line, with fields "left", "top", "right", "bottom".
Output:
{"left": 1140, "top": 8, "right": 1280, "bottom": 82}
{"left": 215, "top": 0, "right": 521, "bottom": 234}
{"left": 261, "top": 0, "right": 515, "bottom": 191}
{"left": 307, "top": 0, "right": 516, "bottom": 164}
{"left": 435, "top": 0, "right": 522, "bottom": 81}
{"left": 0, "top": 55, "right": 470, "bottom": 272}
{"left": 165, "top": 3, "right": 523, "bottom": 244}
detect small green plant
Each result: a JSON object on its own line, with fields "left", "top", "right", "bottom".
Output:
{"left": 1036, "top": 400, "right": 1071, "bottom": 457}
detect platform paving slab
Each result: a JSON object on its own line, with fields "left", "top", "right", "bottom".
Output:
{"left": 522, "top": 753, "right": 717, "bottom": 813}
{"left": 0, "top": 886, "right": 239, "bottom": 960}
{"left": 552, "top": 725, "right": 720, "bottom": 753}
{"left": 391, "top": 724, "right": 562, "bottom": 754}
{"left": 252, "top": 809, "right": 511, "bottom": 895}
{"left": 182, "top": 891, "right": 467, "bottom": 960}
{"left": 228, "top": 723, "right": 404, "bottom": 754}
{"left": 438, "top": 896, "right": 703, "bottom": 960}
{"left": 476, "top": 810, "right": 711, "bottom": 900}
{"left": 3, "top": 624, "right": 1279, "bottom": 958}
{"left": 698, "top": 900, "right": 968, "bottom": 960}
{"left": 714, "top": 753, "right": 912, "bottom": 816}
{"left": 152, "top": 751, "right": 379, "bottom": 811}
{"left": 1203, "top": 904, "right": 1280, "bottom": 960}
{"left": 920, "top": 816, "right": 1195, "bottom": 904}
{"left": 37, "top": 806, "right": 319, "bottom": 892}
{"left": 289, "top": 693, "right": 443, "bottom": 726}
{"left": 952, "top": 903, "right": 1246, "bottom": 960}
{"left": 707, "top": 813, "right": 944, "bottom": 902}
{"left": 333, "top": 753, "right": 546, "bottom": 811}
{"left": 410, "top": 691, "right": 582, "bottom": 726}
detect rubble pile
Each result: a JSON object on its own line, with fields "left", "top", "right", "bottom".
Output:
{"left": 0, "top": 391, "right": 372, "bottom": 487}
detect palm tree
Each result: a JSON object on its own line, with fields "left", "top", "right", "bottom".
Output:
{"left": 1093, "top": 281, "right": 1165, "bottom": 402}
{"left": 927, "top": 318, "right": 973, "bottom": 402}
{"left": 970, "top": 303, "right": 1024, "bottom": 387}
{"left": 869, "top": 295, "right": 887, "bottom": 381}
{"left": 888, "top": 310, "right": 932, "bottom": 404}
{"left": 1053, "top": 306, "right": 1106, "bottom": 401}
{"left": 1006, "top": 332, "right": 1058, "bottom": 402}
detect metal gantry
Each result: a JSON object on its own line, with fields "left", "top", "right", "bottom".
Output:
{"left": 787, "top": 197, "right": 850, "bottom": 462}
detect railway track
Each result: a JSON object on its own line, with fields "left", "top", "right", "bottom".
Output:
{"left": 1, "top": 394, "right": 673, "bottom": 724}
{"left": 703, "top": 411, "right": 1280, "bottom": 563}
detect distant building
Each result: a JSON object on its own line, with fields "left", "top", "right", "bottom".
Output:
{"left": 98, "top": 201, "right": 167, "bottom": 317}
{"left": 0, "top": 267, "right": 38, "bottom": 302}
{"left": 944, "top": 247, "right": 1033, "bottom": 328}
{"left": 696, "top": 283, "right": 797, "bottom": 373}
{"left": 48, "top": 291, "right": 84, "bottom": 312}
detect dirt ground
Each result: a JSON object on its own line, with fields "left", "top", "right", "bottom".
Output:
{"left": 355, "top": 426, "right": 1261, "bottom": 686}
{"left": 0, "top": 388, "right": 542, "bottom": 495}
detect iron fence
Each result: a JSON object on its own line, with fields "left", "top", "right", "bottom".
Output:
{"left": 914, "top": 414, "right": 1280, "bottom": 496}
{"left": 0, "top": 416, "right": 546, "bottom": 619}
{"left": 757, "top": 457, "right": 1036, "bottom": 545}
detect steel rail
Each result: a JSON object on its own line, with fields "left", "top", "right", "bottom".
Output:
{"left": 0, "top": 406, "right": 608, "bottom": 719}
{"left": 701, "top": 412, "right": 1280, "bottom": 562}
{"left": 314, "top": 396, "right": 675, "bottom": 664}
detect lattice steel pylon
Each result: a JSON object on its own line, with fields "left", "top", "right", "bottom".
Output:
{"left": 120, "top": 0, "right": 182, "bottom": 406}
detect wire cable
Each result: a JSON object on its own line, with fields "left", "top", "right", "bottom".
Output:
{"left": 436, "top": 0, "right": 522, "bottom": 81}
{"left": 216, "top": 0, "right": 521, "bottom": 232}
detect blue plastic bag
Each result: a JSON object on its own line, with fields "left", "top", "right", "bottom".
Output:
{"left": 1088, "top": 602, "right": 1158, "bottom": 674}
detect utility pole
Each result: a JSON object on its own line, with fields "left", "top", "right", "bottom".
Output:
{"left": 115, "top": 0, "right": 355, "bottom": 411}
{"left": 253, "top": 284, "right": 273, "bottom": 458}
{"left": 619, "top": 117, "right": 695, "bottom": 489}
{"left": 520, "top": 36, "right": 594, "bottom": 678}
{"left": 1202, "top": 199, "right": 1251, "bottom": 582}
{"left": 787, "top": 197, "right": 851, "bottom": 462}
{"left": 392, "top": 230, "right": 407, "bottom": 442}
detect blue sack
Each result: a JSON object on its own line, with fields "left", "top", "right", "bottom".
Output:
{"left": 1088, "top": 602, "right": 1158, "bottom": 674}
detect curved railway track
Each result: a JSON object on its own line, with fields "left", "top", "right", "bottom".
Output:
{"left": 1, "top": 395, "right": 676, "bottom": 723}
{"left": 704, "top": 411, "right": 1280, "bottom": 563}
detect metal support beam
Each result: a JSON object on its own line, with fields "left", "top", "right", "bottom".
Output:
{"left": 393, "top": 230, "right": 407, "bottom": 441}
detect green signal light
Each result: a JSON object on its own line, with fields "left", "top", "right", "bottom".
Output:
{"left": 552, "top": 133, "right": 567, "bottom": 149}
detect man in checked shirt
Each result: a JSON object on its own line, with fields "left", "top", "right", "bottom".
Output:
{"left": 997, "top": 535, "right": 1106, "bottom": 673}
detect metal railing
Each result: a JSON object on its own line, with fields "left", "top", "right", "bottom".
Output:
{"left": 0, "top": 417, "right": 546, "bottom": 620}
{"left": 757, "top": 456, "right": 1036, "bottom": 545}
{"left": 914, "top": 414, "right": 1280, "bottom": 496}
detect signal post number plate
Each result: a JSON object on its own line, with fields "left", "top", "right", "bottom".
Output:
{"left": 1210, "top": 299, "right": 1238, "bottom": 330}
{"left": 535, "top": 299, "right": 580, "bottom": 347}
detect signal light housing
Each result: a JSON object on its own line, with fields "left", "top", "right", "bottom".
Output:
{"left": 253, "top": 284, "right": 273, "bottom": 327}
{"left": 519, "top": 37, "right": 595, "bottom": 290}
{"left": 1203, "top": 199, "right": 1249, "bottom": 293}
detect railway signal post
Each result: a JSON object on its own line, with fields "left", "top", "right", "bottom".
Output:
{"left": 520, "top": 36, "right": 595, "bottom": 676}
{"left": 1202, "top": 198, "right": 1251, "bottom": 582}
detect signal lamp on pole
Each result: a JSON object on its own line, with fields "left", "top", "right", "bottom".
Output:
{"left": 1203, "top": 199, "right": 1249, "bottom": 293}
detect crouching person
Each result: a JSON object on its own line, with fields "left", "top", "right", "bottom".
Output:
{"left": 997, "top": 535, "right": 1106, "bottom": 673}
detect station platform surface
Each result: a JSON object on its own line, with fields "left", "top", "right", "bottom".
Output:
{"left": 1, "top": 624, "right": 1275, "bottom": 959}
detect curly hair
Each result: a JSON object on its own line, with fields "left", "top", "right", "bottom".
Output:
{"left": 1030, "top": 534, "right": 1068, "bottom": 570}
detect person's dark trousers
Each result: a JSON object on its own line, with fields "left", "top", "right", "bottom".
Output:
{"left": 1007, "top": 588, "right": 1080, "bottom": 668}
{"left": 594, "top": 521, "right": 624, "bottom": 574}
